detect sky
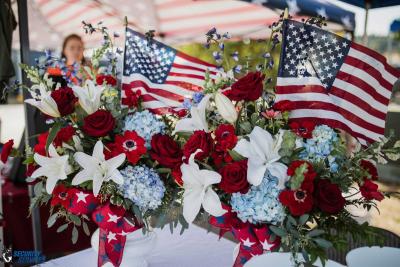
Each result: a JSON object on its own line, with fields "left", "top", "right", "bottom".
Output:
{"left": 330, "top": 0, "right": 400, "bottom": 36}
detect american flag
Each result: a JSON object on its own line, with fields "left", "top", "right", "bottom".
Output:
{"left": 275, "top": 20, "right": 400, "bottom": 145}
{"left": 122, "top": 27, "right": 218, "bottom": 114}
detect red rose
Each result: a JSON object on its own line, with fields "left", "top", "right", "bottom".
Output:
{"left": 150, "top": 134, "right": 183, "bottom": 169}
{"left": 96, "top": 74, "right": 117, "bottom": 86}
{"left": 289, "top": 121, "right": 316, "bottom": 139}
{"left": 224, "top": 72, "right": 265, "bottom": 101}
{"left": 67, "top": 190, "right": 100, "bottom": 215}
{"left": 361, "top": 160, "right": 378, "bottom": 180}
{"left": 114, "top": 130, "right": 146, "bottom": 164}
{"left": 50, "top": 87, "right": 77, "bottom": 116}
{"left": 183, "top": 130, "right": 213, "bottom": 161}
{"left": 314, "top": 179, "right": 345, "bottom": 214}
{"left": 51, "top": 184, "right": 73, "bottom": 209}
{"left": 82, "top": 110, "right": 115, "bottom": 137}
{"left": 172, "top": 167, "right": 183, "bottom": 186}
{"left": 1, "top": 139, "right": 14, "bottom": 163}
{"left": 33, "top": 132, "right": 49, "bottom": 156}
{"left": 53, "top": 125, "right": 75, "bottom": 147}
{"left": 215, "top": 124, "right": 237, "bottom": 151}
{"left": 273, "top": 100, "right": 295, "bottom": 111}
{"left": 121, "top": 89, "right": 141, "bottom": 108}
{"left": 360, "top": 179, "right": 384, "bottom": 201}
{"left": 219, "top": 160, "right": 249, "bottom": 194}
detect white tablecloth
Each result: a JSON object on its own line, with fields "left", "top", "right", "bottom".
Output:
{"left": 37, "top": 225, "right": 237, "bottom": 267}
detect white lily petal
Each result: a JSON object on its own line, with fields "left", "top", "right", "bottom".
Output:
{"left": 201, "top": 170, "right": 222, "bottom": 187}
{"left": 45, "top": 176, "right": 59, "bottom": 194}
{"left": 174, "top": 95, "right": 211, "bottom": 133}
{"left": 247, "top": 159, "right": 268, "bottom": 186}
{"left": 31, "top": 166, "right": 48, "bottom": 179}
{"left": 72, "top": 170, "right": 93, "bottom": 185}
{"left": 249, "top": 126, "right": 274, "bottom": 160}
{"left": 202, "top": 188, "right": 226, "bottom": 217}
{"left": 106, "top": 153, "right": 126, "bottom": 172}
{"left": 108, "top": 170, "right": 124, "bottom": 185}
{"left": 233, "top": 139, "right": 252, "bottom": 158}
{"left": 214, "top": 92, "right": 237, "bottom": 124}
{"left": 92, "top": 175, "right": 105, "bottom": 197}
{"left": 48, "top": 144, "right": 59, "bottom": 158}
{"left": 74, "top": 152, "right": 99, "bottom": 169}
{"left": 268, "top": 162, "right": 289, "bottom": 190}
{"left": 183, "top": 187, "right": 203, "bottom": 224}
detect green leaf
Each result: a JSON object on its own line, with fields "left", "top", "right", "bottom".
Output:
{"left": 269, "top": 225, "right": 287, "bottom": 237}
{"left": 299, "top": 214, "right": 309, "bottom": 225}
{"left": 290, "top": 163, "right": 309, "bottom": 190}
{"left": 69, "top": 214, "right": 82, "bottom": 226}
{"left": 47, "top": 213, "right": 58, "bottom": 228}
{"left": 228, "top": 149, "right": 246, "bottom": 161}
{"left": 156, "top": 168, "right": 171, "bottom": 174}
{"left": 45, "top": 122, "right": 62, "bottom": 154}
{"left": 72, "top": 226, "right": 79, "bottom": 244}
{"left": 82, "top": 221, "right": 90, "bottom": 236}
{"left": 57, "top": 224, "right": 69, "bottom": 233}
{"left": 313, "top": 238, "right": 332, "bottom": 249}
{"left": 33, "top": 181, "right": 43, "bottom": 196}
{"left": 307, "top": 229, "right": 325, "bottom": 237}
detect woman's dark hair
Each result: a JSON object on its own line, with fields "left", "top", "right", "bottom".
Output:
{"left": 61, "top": 34, "right": 86, "bottom": 64}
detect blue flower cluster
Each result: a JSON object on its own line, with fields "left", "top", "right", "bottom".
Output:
{"left": 230, "top": 172, "right": 285, "bottom": 224}
{"left": 123, "top": 110, "right": 165, "bottom": 148}
{"left": 300, "top": 125, "right": 339, "bottom": 172}
{"left": 119, "top": 165, "right": 165, "bottom": 211}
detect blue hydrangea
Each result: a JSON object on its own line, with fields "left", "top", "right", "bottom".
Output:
{"left": 123, "top": 110, "right": 165, "bottom": 148}
{"left": 119, "top": 165, "right": 165, "bottom": 211}
{"left": 230, "top": 172, "right": 285, "bottom": 224}
{"left": 300, "top": 125, "right": 339, "bottom": 172}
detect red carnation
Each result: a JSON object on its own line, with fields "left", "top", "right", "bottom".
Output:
{"left": 289, "top": 121, "right": 316, "bottom": 139}
{"left": 273, "top": 100, "right": 295, "bottom": 111}
{"left": 51, "top": 184, "right": 74, "bottom": 209}
{"left": 219, "top": 160, "right": 249, "bottom": 194}
{"left": 211, "top": 150, "right": 233, "bottom": 167}
{"left": 115, "top": 130, "right": 146, "bottom": 164}
{"left": 224, "top": 71, "right": 265, "bottom": 101}
{"left": 53, "top": 125, "right": 75, "bottom": 147}
{"left": 82, "top": 110, "right": 115, "bottom": 137}
{"left": 26, "top": 163, "right": 38, "bottom": 180}
{"left": 33, "top": 132, "right": 49, "bottom": 156}
{"left": 1, "top": 139, "right": 14, "bottom": 163}
{"left": 172, "top": 167, "right": 183, "bottom": 186}
{"left": 314, "top": 179, "right": 345, "bottom": 214}
{"left": 183, "top": 130, "right": 213, "bottom": 161}
{"left": 96, "top": 74, "right": 117, "bottom": 86}
{"left": 279, "top": 161, "right": 316, "bottom": 216}
{"left": 150, "top": 134, "right": 183, "bottom": 169}
{"left": 360, "top": 179, "right": 384, "bottom": 201}
{"left": 360, "top": 160, "right": 378, "bottom": 180}
{"left": 50, "top": 87, "right": 77, "bottom": 116}
{"left": 215, "top": 124, "right": 237, "bottom": 152}
{"left": 121, "top": 89, "right": 141, "bottom": 108}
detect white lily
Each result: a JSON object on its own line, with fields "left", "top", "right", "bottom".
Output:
{"left": 72, "top": 141, "right": 126, "bottom": 196}
{"left": 214, "top": 92, "right": 237, "bottom": 124}
{"left": 181, "top": 149, "right": 226, "bottom": 223}
{"left": 174, "top": 94, "right": 211, "bottom": 133}
{"left": 234, "top": 126, "right": 288, "bottom": 189}
{"left": 25, "top": 84, "right": 60, "bottom": 117}
{"left": 72, "top": 80, "right": 104, "bottom": 115}
{"left": 31, "top": 144, "right": 73, "bottom": 194}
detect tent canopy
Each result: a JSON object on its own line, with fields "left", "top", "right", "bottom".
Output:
{"left": 241, "top": 0, "right": 355, "bottom": 31}
{"left": 13, "top": 0, "right": 355, "bottom": 51}
{"left": 336, "top": 0, "right": 400, "bottom": 8}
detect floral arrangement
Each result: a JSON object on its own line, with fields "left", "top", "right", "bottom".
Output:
{"left": 20, "top": 22, "right": 186, "bottom": 267}
{"left": 162, "top": 18, "right": 400, "bottom": 267}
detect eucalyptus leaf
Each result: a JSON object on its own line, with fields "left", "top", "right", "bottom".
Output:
{"left": 299, "top": 214, "right": 309, "bottom": 225}
{"left": 57, "top": 224, "right": 69, "bottom": 233}
{"left": 269, "top": 225, "right": 287, "bottom": 237}
{"left": 313, "top": 238, "right": 332, "bottom": 249}
{"left": 72, "top": 226, "right": 79, "bottom": 244}
{"left": 82, "top": 221, "right": 90, "bottom": 236}
{"left": 47, "top": 213, "right": 58, "bottom": 228}
{"left": 69, "top": 214, "right": 82, "bottom": 226}
{"left": 307, "top": 229, "right": 325, "bottom": 237}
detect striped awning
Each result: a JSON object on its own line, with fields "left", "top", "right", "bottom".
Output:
{"left": 12, "top": 0, "right": 354, "bottom": 51}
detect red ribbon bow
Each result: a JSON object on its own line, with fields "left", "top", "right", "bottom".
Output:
{"left": 209, "top": 205, "right": 280, "bottom": 267}
{"left": 92, "top": 203, "right": 142, "bottom": 267}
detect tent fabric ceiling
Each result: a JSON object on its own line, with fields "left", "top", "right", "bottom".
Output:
{"left": 336, "top": 0, "right": 400, "bottom": 9}
{"left": 13, "top": 0, "right": 354, "bottom": 51}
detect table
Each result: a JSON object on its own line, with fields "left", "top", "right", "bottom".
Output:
{"left": 346, "top": 246, "right": 400, "bottom": 267}
{"left": 37, "top": 225, "right": 237, "bottom": 267}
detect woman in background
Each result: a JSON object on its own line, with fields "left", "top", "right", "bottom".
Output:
{"left": 48, "top": 34, "right": 90, "bottom": 86}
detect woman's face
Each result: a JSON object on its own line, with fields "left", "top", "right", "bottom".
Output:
{"left": 63, "top": 38, "right": 84, "bottom": 65}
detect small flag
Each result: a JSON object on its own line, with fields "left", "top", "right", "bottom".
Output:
{"left": 275, "top": 19, "right": 400, "bottom": 145}
{"left": 122, "top": 27, "right": 218, "bottom": 114}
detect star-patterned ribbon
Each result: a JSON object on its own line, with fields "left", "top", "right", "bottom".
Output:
{"left": 209, "top": 205, "right": 280, "bottom": 267}
{"left": 92, "top": 203, "right": 142, "bottom": 267}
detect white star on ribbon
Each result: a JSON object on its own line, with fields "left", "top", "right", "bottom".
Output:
{"left": 107, "top": 213, "right": 121, "bottom": 223}
{"left": 76, "top": 191, "right": 89, "bottom": 203}
{"left": 261, "top": 240, "right": 274, "bottom": 251}
{"left": 241, "top": 238, "right": 256, "bottom": 248}
{"left": 107, "top": 232, "right": 117, "bottom": 243}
